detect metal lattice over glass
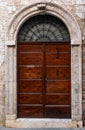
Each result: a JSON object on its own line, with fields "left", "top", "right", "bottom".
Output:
{"left": 18, "top": 15, "right": 70, "bottom": 42}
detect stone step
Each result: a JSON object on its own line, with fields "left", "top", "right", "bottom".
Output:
{"left": 0, "top": 127, "right": 85, "bottom": 130}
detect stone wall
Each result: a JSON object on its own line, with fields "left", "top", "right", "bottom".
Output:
{"left": 0, "top": 0, "right": 85, "bottom": 127}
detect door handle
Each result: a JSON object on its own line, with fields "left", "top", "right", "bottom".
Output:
{"left": 56, "top": 70, "right": 59, "bottom": 76}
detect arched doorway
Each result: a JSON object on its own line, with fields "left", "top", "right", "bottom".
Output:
{"left": 17, "top": 14, "right": 71, "bottom": 118}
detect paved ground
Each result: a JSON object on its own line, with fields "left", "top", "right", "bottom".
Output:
{"left": 0, "top": 127, "right": 85, "bottom": 130}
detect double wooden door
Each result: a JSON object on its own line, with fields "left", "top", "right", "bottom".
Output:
{"left": 17, "top": 42, "right": 71, "bottom": 118}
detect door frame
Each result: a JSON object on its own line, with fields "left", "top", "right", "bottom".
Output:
{"left": 5, "top": 2, "right": 82, "bottom": 128}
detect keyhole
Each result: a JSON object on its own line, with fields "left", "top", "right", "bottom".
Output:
{"left": 56, "top": 48, "right": 59, "bottom": 58}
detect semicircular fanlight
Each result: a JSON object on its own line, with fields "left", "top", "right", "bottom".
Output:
{"left": 17, "top": 15, "right": 70, "bottom": 42}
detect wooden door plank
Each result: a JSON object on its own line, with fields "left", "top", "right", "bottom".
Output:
{"left": 18, "top": 80, "right": 43, "bottom": 93}
{"left": 18, "top": 94, "right": 43, "bottom": 104}
{"left": 46, "top": 94, "right": 70, "bottom": 105}
{"left": 46, "top": 53, "right": 70, "bottom": 65}
{"left": 18, "top": 53, "right": 43, "bottom": 65}
{"left": 18, "top": 66, "right": 43, "bottom": 79}
{"left": 46, "top": 67, "right": 70, "bottom": 79}
{"left": 45, "top": 106, "right": 71, "bottom": 118}
{"left": 18, "top": 44, "right": 43, "bottom": 52}
{"left": 46, "top": 80, "right": 70, "bottom": 93}
{"left": 45, "top": 44, "right": 70, "bottom": 53}
{"left": 18, "top": 106, "right": 43, "bottom": 118}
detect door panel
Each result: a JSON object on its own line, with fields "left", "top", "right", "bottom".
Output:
{"left": 18, "top": 53, "right": 43, "bottom": 65}
{"left": 44, "top": 43, "right": 71, "bottom": 118}
{"left": 45, "top": 106, "right": 71, "bottom": 118}
{"left": 18, "top": 80, "right": 43, "bottom": 93}
{"left": 46, "top": 81, "right": 70, "bottom": 93}
{"left": 46, "top": 53, "right": 70, "bottom": 65}
{"left": 17, "top": 42, "right": 71, "bottom": 118}
{"left": 45, "top": 43, "right": 70, "bottom": 65}
{"left": 46, "top": 67, "right": 70, "bottom": 79}
{"left": 17, "top": 43, "right": 44, "bottom": 118}
{"left": 46, "top": 94, "right": 70, "bottom": 105}
{"left": 18, "top": 66, "right": 43, "bottom": 79}
{"left": 18, "top": 44, "right": 43, "bottom": 52}
{"left": 18, "top": 94, "right": 43, "bottom": 104}
{"left": 45, "top": 44, "right": 70, "bottom": 52}
{"left": 18, "top": 105, "right": 43, "bottom": 118}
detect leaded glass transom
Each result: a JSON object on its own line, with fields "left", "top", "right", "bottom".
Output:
{"left": 18, "top": 15, "right": 70, "bottom": 42}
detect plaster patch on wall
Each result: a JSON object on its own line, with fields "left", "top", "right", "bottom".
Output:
{"left": 76, "top": 13, "right": 85, "bottom": 19}
{"left": 0, "top": 56, "right": 4, "bottom": 67}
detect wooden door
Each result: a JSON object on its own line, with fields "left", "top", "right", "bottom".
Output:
{"left": 17, "top": 42, "right": 71, "bottom": 118}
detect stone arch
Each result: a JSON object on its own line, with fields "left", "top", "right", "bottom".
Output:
{"left": 6, "top": 3, "right": 81, "bottom": 45}
{"left": 5, "top": 2, "right": 82, "bottom": 128}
